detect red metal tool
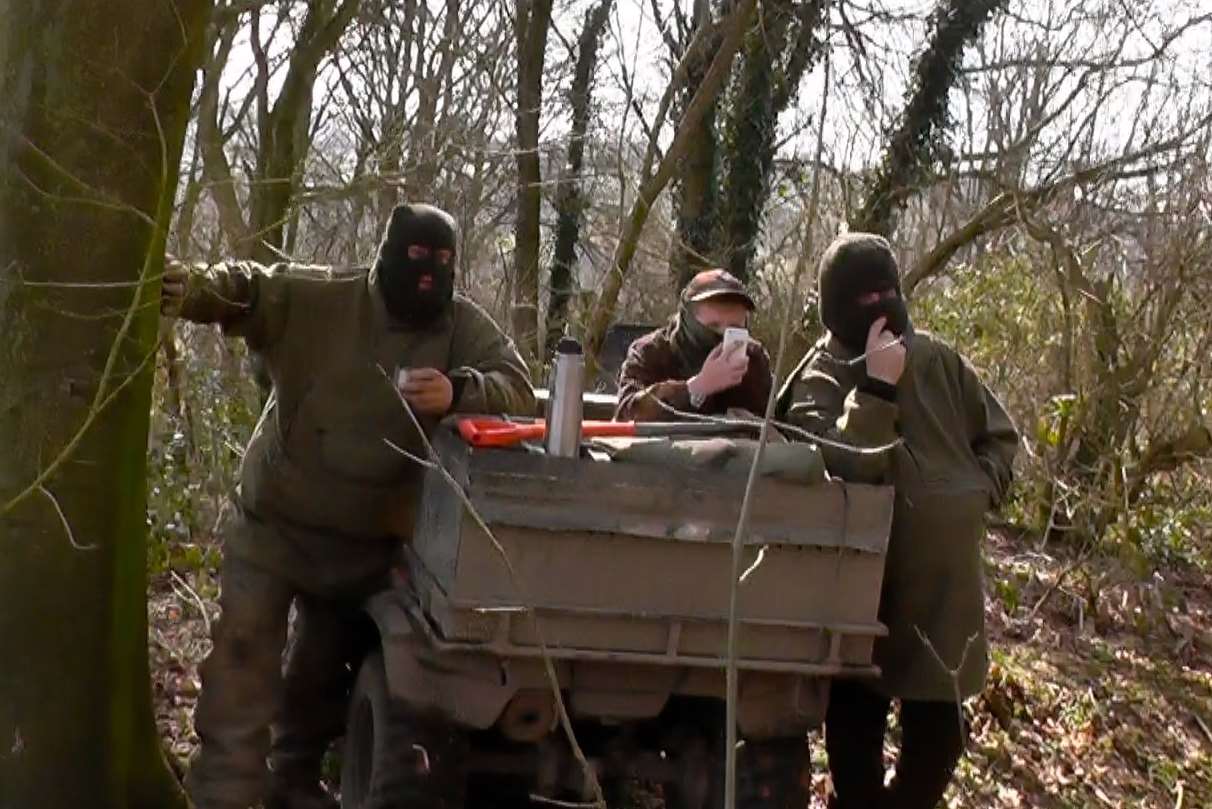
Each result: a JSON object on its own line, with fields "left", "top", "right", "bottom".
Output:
{"left": 456, "top": 417, "right": 755, "bottom": 449}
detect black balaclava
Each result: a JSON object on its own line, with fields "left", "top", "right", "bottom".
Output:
{"left": 371, "top": 203, "right": 458, "bottom": 327}
{"left": 670, "top": 301, "right": 725, "bottom": 373}
{"left": 817, "top": 232, "right": 911, "bottom": 352}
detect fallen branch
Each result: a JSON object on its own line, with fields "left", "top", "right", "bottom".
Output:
{"left": 169, "top": 569, "right": 213, "bottom": 636}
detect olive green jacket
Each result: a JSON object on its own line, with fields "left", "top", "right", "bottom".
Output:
{"left": 179, "top": 261, "right": 535, "bottom": 554}
{"left": 778, "top": 331, "right": 1018, "bottom": 701}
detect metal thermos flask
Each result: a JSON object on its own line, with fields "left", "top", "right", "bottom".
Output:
{"left": 544, "top": 337, "right": 585, "bottom": 457}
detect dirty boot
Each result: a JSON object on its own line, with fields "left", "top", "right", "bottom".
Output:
{"left": 187, "top": 553, "right": 295, "bottom": 809}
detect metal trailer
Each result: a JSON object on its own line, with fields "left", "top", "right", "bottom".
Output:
{"left": 341, "top": 424, "right": 893, "bottom": 809}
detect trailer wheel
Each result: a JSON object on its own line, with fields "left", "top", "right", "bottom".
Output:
{"left": 341, "top": 650, "right": 467, "bottom": 809}
{"left": 735, "top": 738, "right": 809, "bottom": 809}
{"left": 662, "top": 724, "right": 725, "bottom": 809}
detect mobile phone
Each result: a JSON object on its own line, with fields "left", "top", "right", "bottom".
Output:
{"left": 395, "top": 367, "right": 410, "bottom": 387}
{"left": 723, "top": 327, "right": 749, "bottom": 355}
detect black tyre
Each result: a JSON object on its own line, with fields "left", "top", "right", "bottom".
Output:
{"left": 735, "top": 738, "right": 809, "bottom": 809}
{"left": 662, "top": 722, "right": 725, "bottom": 809}
{"left": 465, "top": 770, "right": 533, "bottom": 809}
{"left": 341, "top": 650, "right": 467, "bottom": 809}
{"left": 661, "top": 730, "right": 808, "bottom": 809}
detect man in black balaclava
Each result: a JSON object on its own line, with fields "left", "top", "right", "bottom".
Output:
{"left": 778, "top": 232, "right": 1019, "bottom": 809}
{"left": 372, "top": 203, "right": 458, "bottom": 327}
{"left": 162, "top": 203, "right": 534, "bottom": 809}
{"left": 817, "top": 232, "right": 912, "bottom": 354}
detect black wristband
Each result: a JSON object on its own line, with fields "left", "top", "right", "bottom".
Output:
{"left": 859, "top": 377, "right": 898, "bottom": 402}
{"left": 449, "top": 373, "right": 469, "bottom": 406}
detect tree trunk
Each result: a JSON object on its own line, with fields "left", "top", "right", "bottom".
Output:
{"left": 717, "top": 0, "right": 825, "bottom": 282}
{"left": 545, "top": 0, "right": 614, "bottom": 354}
{"left": 196, "top": 18, "right": 250, "bottom": 254}
{"left": 0, "top": 1, "right": 211, "bottom": 807}
{"left": 246, "top": 0, "right": 361, "bottom": 262}
{"left": 670, "top": 0, "right": 723, "bottom": 290}
{"left": 512, "top": 0, "right": 555, "bottom": 361}
{"left": 584, "top": 0, "right": 759, "bottom": 367}
{"left": 853, "top": 0, "right": 1006, "bottom": 236}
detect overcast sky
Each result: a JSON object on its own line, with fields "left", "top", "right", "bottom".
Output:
{"left": 213, "top": 0, "right": 1210, "bottom": 182}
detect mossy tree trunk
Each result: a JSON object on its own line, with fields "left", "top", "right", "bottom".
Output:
{"left": 0, "top": 1, "right": 211, "bottom": 806}
{"left": 669, "top": 0, "right": 724, "bottom": 290}
{"left": 545, "top": 0, "right": 614, "bottom": 353}
{"left": 716, "top": 0, "right": 825, "bottom": 282}
{"left": 853, "top": 0, "right": 1007, "bottom": 236}
{"left": 512, "top": 0, "right": 555, "bottom": 361}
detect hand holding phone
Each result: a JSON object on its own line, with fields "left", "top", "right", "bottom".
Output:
{"left": 723, "top": 326, "right": 750, "bottom": 357}
{"left": 688, "top": 329, "right": 751, "bottom": 399}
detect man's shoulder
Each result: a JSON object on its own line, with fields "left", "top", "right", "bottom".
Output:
{"left": 279, "top": 263, "right": 368, "bottom": 298}
{"left": 909, "top": 328, "right": 964, "bottom": 363}
{"left": 628, "top": 324, "right": 675, "bottom": 355}
{"left": 275, "top": 262, "right": 367, "bottom": 281}
{"left": 450, "top": 294, "right": 516, "bottom": 342}
{"left": 256, "top": 263, "right": 366, "bottom": 317}
{"left": 451, "top": 293, "right": 499, "bottom": 325}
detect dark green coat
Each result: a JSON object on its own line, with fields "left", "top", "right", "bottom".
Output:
{"left": 778, "top": 331, "right": 1018, "bottom": 701}
{"left": 179, "top": 261, "right": 534, "bottom": 582}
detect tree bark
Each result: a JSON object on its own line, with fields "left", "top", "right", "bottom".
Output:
{"left": 512, "top": 0, "right": 555, "bottom": 361}
{"left": 670, "top": 0, "right": 723, "bottom": 289}
{"left": 584, "top": 0, "right": 758, "bottom": 367}
{"left": 852, "top": 0, "right": 1006, "bottom": 236}
{"left": 717, "top": 0, "right": 825, "bottom": 282}
{"left": 545, "top": 0, "right": 614, "bottom": 353}
{"left": 0, "top": 1, "right": 211, "bottom": 807}
{"left": 196, "top": 18, "right": 250, "bottom": 253}
{"left": 246, "top": 0, "right": 361, "bottom": 262}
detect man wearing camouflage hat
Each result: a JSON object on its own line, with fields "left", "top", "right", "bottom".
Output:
{"left": 777, "top": 232, "right": 1019, "bottom": 809}
{"left": 615, "top": 268, "right": 773, "bottom": 420}
{"left": 161, "top": 203, "right": 534, "bottom": 809}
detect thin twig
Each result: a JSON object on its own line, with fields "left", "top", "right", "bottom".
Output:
{"left": 36, "top": 484, "right": 98, "bottom": 551}
{"left": 841, "top": 335, "right": 906, "bottom": 367}
{"left": 379, "top": 367, "right": 606, "bottom": 808}
{"left": 738, "top": 545, "right": 767, "bottom": 584}
{"left": 1193, "top": 713, "right": 1212, "bottom": 746}
{"left": 915, "top": 626, "right": 979, "bottom": 748}
{"left": 645, "top": 394, "right": 904, "bottom": 457}
{"left": 725, "top": 36, "right": 833, "bottom": 809}
{"left": 2, "top": 341, "right": 162, "bottom": 516}
{"left": 16, "top": 271, "right": 175, "bottom": 289}
{"left": 528, "top": 795, "right": 600, "bottom": 809}
{"left": 1026, "top": 536, "right": 1099, "bottom": 622}
{"left": 169, "top": 569, "right": 213, "bottom": 635}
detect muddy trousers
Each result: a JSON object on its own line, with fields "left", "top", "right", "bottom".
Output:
{"left": 825, "top": 679, "right": 965, "bottom": 809}
{"left": 184, "top": 553, "right": 374, "bottom": 809}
